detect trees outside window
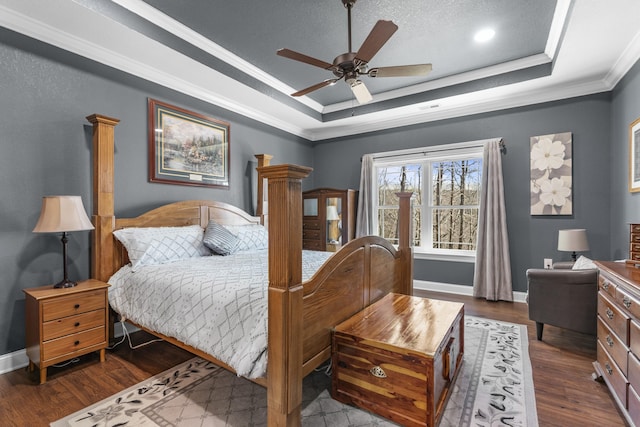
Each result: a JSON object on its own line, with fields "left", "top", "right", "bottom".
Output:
{"left": 372, "top": 144, "right": 483, "bottom": 260}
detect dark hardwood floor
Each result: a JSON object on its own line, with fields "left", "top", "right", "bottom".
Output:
{"left": 0, "top": 291, "right": 626, "bottom": 426}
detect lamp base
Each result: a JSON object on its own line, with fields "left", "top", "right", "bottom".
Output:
{"left": 53, "top": 278, "right": 78, "bottom": 289}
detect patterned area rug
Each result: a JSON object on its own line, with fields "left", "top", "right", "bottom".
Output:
{"left": 51, "top": 316, "right": 537, "bottom": 427}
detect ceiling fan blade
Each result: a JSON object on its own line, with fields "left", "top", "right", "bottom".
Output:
{"left": 354, "top": 20, "right": 398, "bottom": 64}
{"left": 277, "top": 48, "right": 334, "bottom": 70}
{"left": 291, "top": 79, "right": 339, "bottom": 97}
{"left": 350, "top": 80, "right": 373, "bottom": 104}
{"left": 368, "top": 64, "right": 432, "bottom": 78}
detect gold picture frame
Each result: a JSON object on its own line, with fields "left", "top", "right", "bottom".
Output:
{"left": 148, "top": 98, "right": 230, "bottom": 189}
{"left": 630, "top": 116, "right": 640, "bottom": 193}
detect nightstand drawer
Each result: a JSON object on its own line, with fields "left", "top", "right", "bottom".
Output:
{"left": 42, "top": 289, "right": 105, "bottom": 321}
{"left": 43, "top": 309, "right": 105, "bottom": 341}
{"left": 42, "top": 326, "right": 106, "bottom": 361}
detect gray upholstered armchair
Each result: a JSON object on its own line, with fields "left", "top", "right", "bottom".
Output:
{"left": 526, "top": 261, "right": 598, "bottom": 340}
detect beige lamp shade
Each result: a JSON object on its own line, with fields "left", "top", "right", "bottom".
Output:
{"left": 326, "top": 205, "right": 340, "bottom": 221}
{"left": 33, "top": 196, "right": 94, "bottom": 233}
{"left": 557, "top": 229, "right": 589, "bottom": 252}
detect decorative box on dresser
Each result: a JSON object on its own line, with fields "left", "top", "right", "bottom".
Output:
{"left": 594, "top": 261, "right": 640, "bottom": 426}
{"left": 23, "top": 279, "right": 110, "bottom": 384}
{"left": 631, "top": 224, "right": 640, "bottom": 263}
{"left": 302, "top": 188, "right": 357, "bottom": 251}
{"left": 332, "top": 293, "right": 464, "bottom": 427}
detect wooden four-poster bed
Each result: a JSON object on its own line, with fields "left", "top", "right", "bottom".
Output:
{"left": 86, "top": 114, "right": 413, "bottom": 426}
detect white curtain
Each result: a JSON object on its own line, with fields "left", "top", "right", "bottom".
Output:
{"left": 473, "top": 139, "right": 513, "bottom": 301}
{"left": 356, "top": 154, "right": 374, "bottom": 237}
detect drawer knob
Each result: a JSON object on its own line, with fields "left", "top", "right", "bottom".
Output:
{"left": 606, "top": 308, "right": 614, "bottom": 320}
{"left": 623, "top": 296, "right": 632, "bottom": 309}
{"left": 74, "top": 304, "right": 80, "bottom": 309}
{"left": 74, "top": 340, "right": 80, "bottom": 346}
{"left": 606, "top": 335, "right": 614, "bottom": 347}
{"left": 74, "top": 322, "right": 80, "bottom": 327}
{"left": 603, "top": 282, "right": 610, "bottom": 290}
{"left": 370, "top": 366, "right": 387, "bottom": 378}
{"left": 605, "top": 363, "right": 613, "bottom": 376}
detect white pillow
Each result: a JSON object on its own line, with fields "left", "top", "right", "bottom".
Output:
{"left": 223, "top": 223, "right": 269, "bottom": 253}
{"left": 572, "top": 255, "right": 597, "bottom": 270}
{"left": 113, "top": 225, "right": 209, "bottom": 271}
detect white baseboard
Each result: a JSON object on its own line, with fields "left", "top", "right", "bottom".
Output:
{"left": 413, "top": 280, "right": 528, "bottom": 303}
{"left": 0, "top": 348, "right": 29, "bottom": 375}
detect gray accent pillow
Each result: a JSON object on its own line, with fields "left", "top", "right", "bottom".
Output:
{"left": 203, "top": 220, "right": 239, "bottom": 255}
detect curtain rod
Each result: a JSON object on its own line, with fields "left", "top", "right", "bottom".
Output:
{"left": 367, "top": 139, "right": 505, "bottom": 161}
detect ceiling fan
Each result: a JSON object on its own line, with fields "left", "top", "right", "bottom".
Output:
{"left": 277, "top": 0, "right": 432, "bottom": 104}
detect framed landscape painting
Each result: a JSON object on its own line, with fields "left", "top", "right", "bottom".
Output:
{"left": 148, "top": 99, "right": 230, "bottom": 189}
{"left": 630, "top": 116, "right": 640, "bottom": 193}
{"left": 530, "top": 132, "right": 572, "bottom": 215}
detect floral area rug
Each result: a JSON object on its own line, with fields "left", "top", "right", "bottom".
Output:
{"left": 51, "top": 316, "right": 537, "bottom": 427}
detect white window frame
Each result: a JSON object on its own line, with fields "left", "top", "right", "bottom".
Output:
{"left": 370, "top": 140, "right": 486, "bottom": 263}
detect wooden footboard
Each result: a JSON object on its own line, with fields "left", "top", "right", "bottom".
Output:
{"left": 88, "top": 115, "right": 413, "bottom": 427}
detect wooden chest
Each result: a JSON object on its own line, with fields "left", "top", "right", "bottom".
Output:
{"left": 331, "top": 293, "right": 464, "bottom": 427}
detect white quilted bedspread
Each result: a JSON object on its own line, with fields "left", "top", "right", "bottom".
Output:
{"left": 108, "top": 250, "right": 332, "bottom": 378}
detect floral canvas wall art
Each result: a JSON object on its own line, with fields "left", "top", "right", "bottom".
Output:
{"left": 530, "top": 132, "right": 572, "bottom": 215}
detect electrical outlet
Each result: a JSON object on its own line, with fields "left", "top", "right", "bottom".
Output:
{"left": 544, "top": 258, "right": 553, "bottom": 269}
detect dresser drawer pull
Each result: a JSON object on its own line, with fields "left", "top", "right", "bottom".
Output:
{"left": 623, "top": 296, "right": 632, "bottom": 309}
{"left": 606, "top": 308, "right": 614, "bottom": 320}
{"left": 74, "top": 322, "right": 80, "bottom": 327}
{"left": 74, "top": 340, "right": 80, "bottom": 346}
{"left": 605, "top": 363, "right": 613, "bottom": 376}
{"left": 74, "top": 304, "right": 80, "bottom": 309}
{"left": 603, "top": 282, "right": 610, "bottom": 290}
{"left": 369, "top": 366, "right": 387, "bottom": 378}
{"left": 606, "top": 336, "right": 614, "bottom": 347}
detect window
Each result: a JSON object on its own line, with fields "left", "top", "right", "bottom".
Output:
{"left": 372, "top": 142, "right": 484, "bottom": 261}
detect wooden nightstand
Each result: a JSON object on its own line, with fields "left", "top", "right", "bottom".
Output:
{"left": 23, "top": 279, "right": 110, "bottom": 384}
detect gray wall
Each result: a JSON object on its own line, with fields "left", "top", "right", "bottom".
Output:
{"left": 311, "top": 94, "right": 613, "bottom": 293}
{"left": 0, "top": 33, "right": 313, "bottom": 355}
{"left": 610, "top": 60, "right": 640, "bottom": 258}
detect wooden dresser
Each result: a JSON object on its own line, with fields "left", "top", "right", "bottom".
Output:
{"left": 24, "top": 279, "right": 110, "bottom": 384}
{"left": 332, "top": 293, "right": 464, "bottom": 427}
{"left": 594, "top": 261, "right": 640, "bottom": 426}
{"left": 302, "top": 188, "right": 357, "bottom": 251}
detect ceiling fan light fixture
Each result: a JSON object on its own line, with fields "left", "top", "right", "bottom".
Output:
{"left": 349, "top": 80, "right": 372, "bottom": 104}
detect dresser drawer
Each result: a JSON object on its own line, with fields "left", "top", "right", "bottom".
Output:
{"left": 617, "top": 287, "right": 640, "bottom": 319}
{"left": 303, "top": 240, "right": 323, "bottom": 251}
{"left": 629, "top": 352, "right": 640, "bottom": 393}
{"left": 598, "top": 340, "right": 629, "bottom": 408}
{"left": 629, "top": 385, "right": 640, "bottom": 424}
{"left": 42, "top": 309, "right": 105, "bottom": 341}
{"left": 302, "top": 229, "right": 321, "bottom": 240}
{"left": 599, "top": 292, "right": 630, "bottom": 345}
{"left": 632, "top": 233, "right": 640, "bottom": 244}
{"left": 42, "top": 326, "right": 106, "bottom": 362}
{"left": 599, "top": 275, "right": 617, "bottom": 299}
{"left": 631, "top": 224, "right": 640, "bottom": 234}
{"left": 598, "top": 317, "right": 629, "bottom": 376}
{"left": 42, "top": 290, "right": 106, "bottom": 321}
{"left": 303, "top": 220, "right": 321, "bottom": 230}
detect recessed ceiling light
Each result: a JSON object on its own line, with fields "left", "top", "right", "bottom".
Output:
{"left": 474, "top": 28, "right": 495, "bottom": 43}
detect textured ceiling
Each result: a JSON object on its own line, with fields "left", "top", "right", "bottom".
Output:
{"left": 142, "top": 0, "right": 556, "bottom": 107}
{"left": 2, "top": 0, "right": 640, "bottom": 140}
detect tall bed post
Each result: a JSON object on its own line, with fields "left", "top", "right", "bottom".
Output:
{"left": 254, "top": 154, "right": 273, "bottom": 226}
{"left": 86, "top": 114, "right": 120, "bottom": 282}
{"left": 397, "top": 192, "right": 414, "bottom": 295}
{"left": 258, "top": 164, "right": 312, "bottom": 427}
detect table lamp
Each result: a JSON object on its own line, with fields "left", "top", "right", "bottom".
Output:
{"left": 557, "top": 228, "right": 589, "bottom": 261}
{"left": 326, "top": 205, "right": 340, "bottom": 244}
{"left": 33, "top": 196, "right": 94, "bottom": 288}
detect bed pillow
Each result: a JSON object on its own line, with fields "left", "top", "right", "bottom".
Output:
{"left": 572, "top": 255, "right": 597, "bottom": 270}
{"left": 203, "top": 221, "right": 239, "bottom": 255}
{"left": 223, "top": 223, "right": 269, "bottom": 253}
{"left": 113, "top": 225, "right": 209, "bottom": 271}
